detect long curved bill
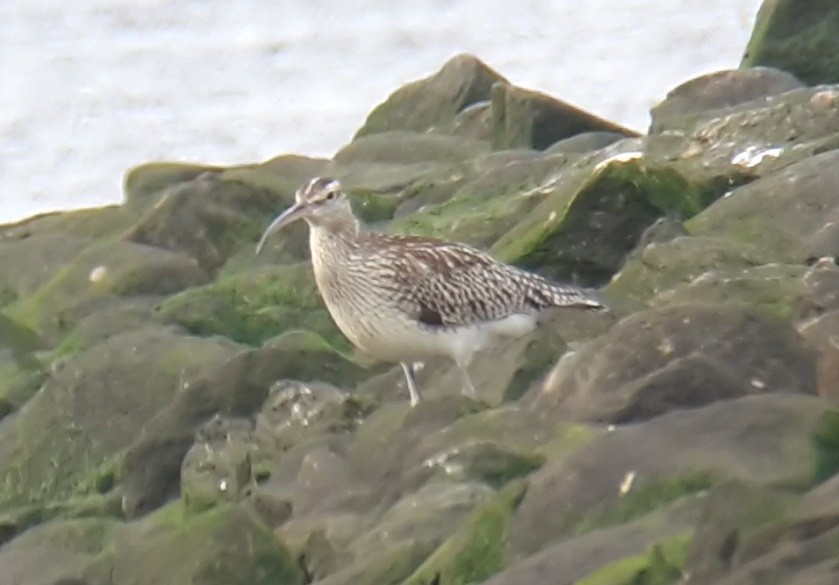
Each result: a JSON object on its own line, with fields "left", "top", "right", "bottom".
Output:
{"left": 255, "top": 202, "right": 305, "bottom": 254}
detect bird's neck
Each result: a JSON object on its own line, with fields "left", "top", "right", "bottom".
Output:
{"left": 307, "top": 216, "right": 363, "bottom": 267}
{"left": 306, "top": 214, "right": 360, "bottom": 240}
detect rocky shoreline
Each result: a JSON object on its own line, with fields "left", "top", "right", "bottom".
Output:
{"left": 2, "top": 2, "right": 839, "bottom": 584}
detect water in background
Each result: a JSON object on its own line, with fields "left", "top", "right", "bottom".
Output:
{"left": 1, "top": 0, "right": 762, "bottom": 223}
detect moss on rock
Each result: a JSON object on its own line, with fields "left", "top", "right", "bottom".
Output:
{"left": 5, "top": 241, "right": 207, "bottom": 340}
{"left": 490, "top": 157, "right": 712, "bottom": 285}
{"left": 123, "top": 162, "right": 222, "bottom": 204}
{"left": 573, "top": 473, "right": 713, "bottom": 536}
{"left": 402, "top": 480, "right": 526, "bottom": 585}
{"left": 607, "top": 236, "right": 772, "bottom": 303}
{"left": 574, "top": 535, "right": 690, "bottom": 585}
{"left": 741, "top": 0, "right": 839, "bottom": 85}
{"left": 652, "top": 263, "right": 811, "bottom": 320}
{"left": 354, "top": 53, "right": 506, "bottom": 138}
{"left": 0, "top": 327, "right": 242, "bottom": 509}
{"left": 96, "top": 502, "right": 305, "bottom": 585}
{"left": 158, "top": 262, "right": 342, "bottom": 348}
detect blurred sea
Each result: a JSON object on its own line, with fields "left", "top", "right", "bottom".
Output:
{"left": 1, "top": 0, "right": 762, "bottom": 223}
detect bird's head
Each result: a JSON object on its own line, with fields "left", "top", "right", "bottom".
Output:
{"left": 256, "top": 177, "right": 355, "bottom": 254}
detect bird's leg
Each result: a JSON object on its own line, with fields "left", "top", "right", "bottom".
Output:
{"left": 400, "top": 361, "right": 422, "bottom": 407}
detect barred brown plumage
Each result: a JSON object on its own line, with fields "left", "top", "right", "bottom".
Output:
{"left": 256, "top": 177, "right": 606, "bottom": 406}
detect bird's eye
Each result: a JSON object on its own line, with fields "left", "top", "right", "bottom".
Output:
{"left": 325, "top": 191, "right": 336, "bottom": 201}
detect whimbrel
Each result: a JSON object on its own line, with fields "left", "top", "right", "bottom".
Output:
{"left": 257, "top": 177, "right": 605, "bottom": 406}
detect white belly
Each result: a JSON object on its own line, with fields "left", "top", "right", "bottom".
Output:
{"left": 325, "top": 298, "right": 538, "bottom": 365}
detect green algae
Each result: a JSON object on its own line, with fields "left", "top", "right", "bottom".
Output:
{"left": 402, "top": 480, "right": 526, "bottom": 585}
{"left": 574, "top": 535, "right": 690, "bottom": 585}
{"left": 123, "top": 162, "right": 222, "bottom": 203}
{"left": 99, "top": 502, "right": 305, "bottom": 585}
{"left": 490, "top": 159, "right": 712, "bottom": 284}
{"left": 813, "top": 409, "right": 839, "bottom": 484}
{"left": 742, "top": 0, "right": 839, "bottom": 85}
{"left": 158, "top": 262, "right": 342, "bottom": 347}
{"left": 573, "top": 474, "right": 713, "bottom": 537}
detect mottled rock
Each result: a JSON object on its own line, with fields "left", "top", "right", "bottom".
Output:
{"left": 335, "top": 131, "right": 488, "bottom": 166}
{"left": 0, "top": 326, "right": 241, "bottom": 509}
{"left": 125, "top": 172, "right": 281, "bottom": 273}
{"left": 115, "top": 351, "right": 267, "bottom": 516}
{"left": 180, "top": 415, "right": 256, "bottom": 514}
{"left": 651, "top": 67, "right": 804, "bottom": 133}
{"left": 440, "top": 100, "right": 493, "bottom": 141}
{"left": 652, "top": 263, "right": 813, "bottom": 320}
{"left": 390, "top": 150, "right": 571, "bottom": 252}
{"left": 0, "top": 205, "right": 132, "bottom": 242}
{"left": 801, "top": 312, "right": 839, "bottom": 403}
{"left": 157, "top": 263, "right": 336, "bottom": 346}
{"left": 5, "top": 241, "right": 206, "bottom": 340}
{"left": 544, "top": 131, "right": 626, "bottom": 155}
{"left": 50, "top": 296, "right": 163, "bottom": 361}
{"left": 0, "top": 518, "right": 114, "bottom": 585}
{"left": 123, "top": 162, "right": 222, "bottom": 204}
{"left": 689, "top": 475, "right": 839, "bottom": 585}
{"left": 118, "top": 334, "right": 370, "bottom": 518}
{"left": 684, "top": 482, "right": 797, "bottom": 585}
{"left": 95, "top": 503, "right": 304, "bottom": 585}
{"left": 742, "top": 0, "right": 839, "bottom": 85}
{"left": 0, "top": 312, "right": 42, "bottom": 370}
{"left": 608, "top": 236, "right": 772, "bottom": 303}
{"left": 313, "top": 482, "right": 494, "bottom": 585}
{"left": 532, "top": 304, "right": 816, "bottom": 424}
{"left": 346, "top": 397, "right": 486, "bottom": 494}
{"left": 0, "top": 233, "right": 90, "bottom": 307}
{"left": 489, "top": 152, "right": 724, "bottom": 286}
{"left": 479, "top": 496, "right": 702, "bottom": 585}
{"left": 509, "top": 394, "right": 828, "bottom": 559}
{"left": 490, "top": 82, "right": 639, "bottom": 151}
{"left": 354, "top": 53, "right": 506, "bottom": 138}
{"left": 689, "top": 150, "right": 839, "bottom": 263}
{"left": 254, "top": 380, "right": 369, "bottom": 461}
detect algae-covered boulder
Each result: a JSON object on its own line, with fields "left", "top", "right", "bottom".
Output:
{"left": 253, "top": 379, "right": 371, "bottom": 460}
{"left": 650, "top": 67, "right": 804, "bottom": 133}
{"left": 489, "top": 154, "right": 719, "bottom": 285}
{"left": 688, "top": 149, "right": 839, "bottom": 263}
{"left": 354, "top": 53, "right": 507, "bottom": 138}
{"left": 180, "top": 415, "right": 256, "bottom": 514}
{"left": 314, "top": 482, "right": 496, "bottom": 585}
{"left": 0, "top": 326, "right": 243, "bottom": 509}
{"left": 607, "top": 236, "right": 773, "bottom": 303}
{"left": 490, "top": 82, "right": 639, "bottom": 151}
{"left": 0, "top": 233, "right": 91, "bottom": 307}
{"left": 742, "top": 0, "right": 839, "bottom": 85}
{"left": 0, "top": 504, "right": 304, "bottom": 585}
{"left": 682, "top": 475, "right": 839, "bottom": 585}
{"left": 124, "top": 172, "right": 281, "bottom": 273}
{"left": 103, "top": 504, "right": 303, "bottom": 585}
{"left": 123, "top": 162, "right": 223, "bottom": 204}
{"left": 533, "top": 304, "right": 816, "bottom": 425}
{"left": 482, "top": 497, "right": 700, "bottom": 585}
{"left": 119, "top": 335, "right": 370, "bottom": 518}
{"left": 0, "top": 517, "right": 115, "bottom": 584}
{"left": 508, "top": 393, "right": 828, "bottom": 560}
{"left": 652, "top": 263, "right": 816, "bottom": 320}
{"left": 4, "top": 241, "right": 207, "bottom": 340}
{"left": 157, "top": 262, "right": 338, "bottom": 346}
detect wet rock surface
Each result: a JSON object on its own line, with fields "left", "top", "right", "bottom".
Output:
{"left": 3, "top": 7, "right": 839, "bottom": 583}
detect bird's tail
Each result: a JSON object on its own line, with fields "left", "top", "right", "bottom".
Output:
{"left": 526, "top": 280, "right": 608, "bottom": 312}
{"left": 555, "top": 285, "right": 607, "bottom": 310}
